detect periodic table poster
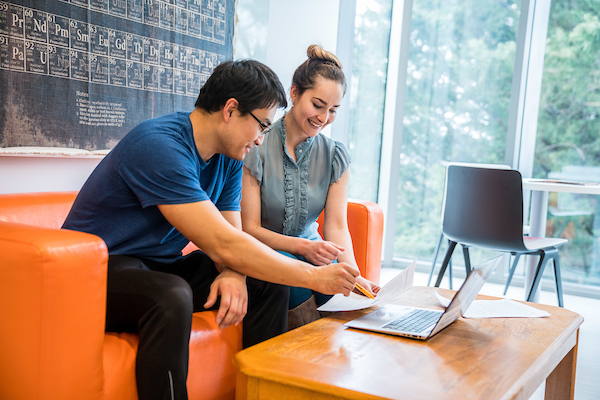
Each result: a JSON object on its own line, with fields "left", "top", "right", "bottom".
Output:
{"left": 0, "top": 0, "right": 235, "bottom": 151}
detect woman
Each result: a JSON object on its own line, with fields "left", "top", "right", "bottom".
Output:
{"left": 242, "top": 45, "right": 380, "bottom": 329}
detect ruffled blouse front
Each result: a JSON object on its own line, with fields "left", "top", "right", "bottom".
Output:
{"left": 244, "top": 116, "right": 351, "bottom": 238}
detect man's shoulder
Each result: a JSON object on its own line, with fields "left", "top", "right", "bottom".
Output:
{"left": 209, "top": 153, "right": 243, "bottom": 171}
{"left": 118, "top": 112, "right": 193, "bottom": 152}
{"left": 134, "top": 112, "right": 191, "bottom": 136}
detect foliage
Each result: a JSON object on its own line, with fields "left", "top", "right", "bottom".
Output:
{"left": 347, "top": 0, "right": 600, "bottom": 283}
{"left": 533, "top": 1, "right": 600, "bottom": 282}
{"left": 394, "top": 0, "right": 519, "bottom": 260}
{"left": 535, "top": 9, "right": 600, "bottom": 176}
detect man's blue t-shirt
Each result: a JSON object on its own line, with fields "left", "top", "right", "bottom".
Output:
{"left": 62, "top": 111, "right": 243, "bottom": 263}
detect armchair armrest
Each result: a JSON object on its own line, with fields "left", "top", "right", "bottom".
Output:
{"left": 318, "top": 199, "right": 384, "bottom": 284}
{"left": 0, "top": 222, "right": 108, "bottom": 400}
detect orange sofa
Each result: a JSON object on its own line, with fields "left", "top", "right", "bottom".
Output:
{"left": 0, "top": 191, "right": 383, "bottom": 400}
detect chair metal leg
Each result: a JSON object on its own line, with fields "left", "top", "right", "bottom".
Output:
{"left": 448, "top": 248, "right": 453, "bottom": 290}
{"left": 549, "top": 249, "right": 564, "bottom": 307}
{"left": 503, "top": 254, "right": 521, "bottom": 295}
{"left": 429, "top": 236, "right": 453, "bottom": 288}
{"left": 461, "top": 245, "right": 471, "bottom": 274}
{"left": 527, "top": 253, "right": 549, "bottom": 303}
{"left": 427, "top": 232, "right": 445, "bottom": 286}
{"left": 526, "top": 248, "right": 563, "bottom": 308}
{"left": 434, "top": 241, "right": 457, "bottom": 288}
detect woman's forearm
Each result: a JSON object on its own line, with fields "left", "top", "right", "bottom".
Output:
{"left": 324, "top": 226, "right": 359, "bottom": 270}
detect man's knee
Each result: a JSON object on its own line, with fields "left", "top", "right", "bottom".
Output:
{"left": 149, "top": 276, "right": 194, "bottom": 326}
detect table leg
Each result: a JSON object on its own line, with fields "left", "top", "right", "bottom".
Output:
{"left": 527, "top": 190, "right": 549, "bottom": 302}
{"left": 544, "top": 332, "right": 578, "bottom": 400}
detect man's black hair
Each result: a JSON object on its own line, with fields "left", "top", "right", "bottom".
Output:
{"left": 195, "top": 59, "right": 287, "bottom": 114}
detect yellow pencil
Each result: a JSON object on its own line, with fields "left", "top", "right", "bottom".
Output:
{"left": 355, "top": 282, "right": 376, "bottom": 299}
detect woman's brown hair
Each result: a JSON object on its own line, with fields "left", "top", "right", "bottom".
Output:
{"left": 291, "top": 44, "right": 347, "bottom": 96}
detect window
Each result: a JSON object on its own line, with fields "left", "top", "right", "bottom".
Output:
{"left": 232, "top": 0, "right": 270, "bottom": 61}
{"left": 392, "top": 0, "right": 521, "bottom": 260}
{"left": 533, "top": 1, "right": 600, "bottom": 286}
{"left": 347, "top": 0, "right": 393, "bottom": 202}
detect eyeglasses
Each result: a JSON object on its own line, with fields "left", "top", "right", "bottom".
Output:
{"left": 247, "top": 110, "right": 272, "bottom": 135}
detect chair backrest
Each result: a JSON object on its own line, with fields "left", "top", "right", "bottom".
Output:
{"left": 0, "top": 191, "right": 78, "bottom": 229}
{"left": 441, "top": 164, "right": 528, "bottom": 251}
{"left": 436, "top": 162, "right": 510, "bottom": 220}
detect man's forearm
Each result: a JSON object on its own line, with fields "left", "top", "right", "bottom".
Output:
{"left": 158, "top": 201, "right": 355, "bottom": 294}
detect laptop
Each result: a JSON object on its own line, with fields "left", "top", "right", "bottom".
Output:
{"left": 344, "top": 256, "right": 501, "bottom": 340}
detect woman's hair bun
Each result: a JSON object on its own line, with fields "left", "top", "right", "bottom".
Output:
{"left": 306, "top": 44, "right": 343, "bottom": 69}
{"left": 291, "top": 44, "right": 347, "bottom": 96}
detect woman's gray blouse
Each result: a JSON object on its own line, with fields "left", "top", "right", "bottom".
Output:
{"left": 244, "top": 117, "right": 351, "bottom": 239}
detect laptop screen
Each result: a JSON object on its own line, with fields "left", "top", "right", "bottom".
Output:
{"left": 430, "top": 257, "right": 499, "bottom": 336}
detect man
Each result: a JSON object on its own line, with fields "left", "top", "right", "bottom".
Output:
{"left": 62, "top": 59, "right": 359, "bottom": 400}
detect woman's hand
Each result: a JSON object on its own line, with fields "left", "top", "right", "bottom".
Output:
{"left": 353, "top": 276, "right": 380, "bottom": 298}
{"left": 300, "top": 239, "right": 345, "bottom": 265}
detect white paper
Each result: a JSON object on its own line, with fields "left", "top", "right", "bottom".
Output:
{"left": 316, "top": 291, "right": 377, "bottom": 311}
{"left": 434, "top": 290, "right": 550, "bottom": 318}
{"left": 317, "top": 259, "right": 416, "bottom": 312}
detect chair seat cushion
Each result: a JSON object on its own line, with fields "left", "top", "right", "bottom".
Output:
{"left": 523, "top": 236, "right": 568, "bottom": 250}
{"left": 101, "top": 311, "right": 242, "bottom": 400}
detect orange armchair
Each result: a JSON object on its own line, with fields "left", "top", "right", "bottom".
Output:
{"left": 0, "top": 192, "right": 382, "bottom": 400}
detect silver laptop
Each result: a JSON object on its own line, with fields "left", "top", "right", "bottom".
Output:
{"left": 344, "top": 256, "right": 500, "bottom": 340}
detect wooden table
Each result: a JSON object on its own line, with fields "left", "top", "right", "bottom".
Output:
{"left": 234, "top": 287, "right": 583, "bottom": 400}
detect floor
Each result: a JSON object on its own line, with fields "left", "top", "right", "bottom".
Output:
{"left": 379, "top": 267, "right": 600, "bottom": 400}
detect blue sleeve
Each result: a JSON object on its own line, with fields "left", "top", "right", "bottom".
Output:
{"left": 215, "top": 159, "right": 243, "bottom": 212}
{"left": 119, "top": 133, "right": 208, "bottom": 208}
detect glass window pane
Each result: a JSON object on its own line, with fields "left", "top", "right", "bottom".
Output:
{"left": 533, "top": 1, "right": 600, "bottom": 286}
{"left": 394, "top": 0, "right": 521, "bottom": 262}
{"left": 347, "top": 0, "right": 393, "bottom": 202}
{"left": 233, "top": 0, "right": 270, "bottom": 61}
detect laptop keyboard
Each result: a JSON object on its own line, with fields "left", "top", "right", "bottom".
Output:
{"left": 382, "top": 309, "right": 442, "bottom": 333}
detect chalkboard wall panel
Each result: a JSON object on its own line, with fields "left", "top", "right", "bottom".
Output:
{"left": 0, "top": 0, "right": 235, "bottom": 151}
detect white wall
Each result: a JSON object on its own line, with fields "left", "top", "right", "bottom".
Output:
{"left": 237, "top": 0, "right": 341, "bottom": 122}
{"left": 266, "top": 1, "right": 340, "bottom": 104}
{"left": 0, "top": 155, "right": 101, "bottom": 194}
{"left": 0, "top": 1, "right": 341, "bottom": 195}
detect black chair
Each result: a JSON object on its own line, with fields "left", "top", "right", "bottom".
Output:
{"left": 428, "top": 163, "right": 511, "bottom": 290}
{"left": 433, "top": 164, "right": 568, "bottom": 307}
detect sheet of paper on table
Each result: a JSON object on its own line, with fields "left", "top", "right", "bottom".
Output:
{"left": 434, "top": 290, "right": 550, "bottom": 318}
{"left": 536, "top": 179, "right": 599, "bottom": 186}
{"left": 317, "top": 259, "right": 416, "bottom": 312}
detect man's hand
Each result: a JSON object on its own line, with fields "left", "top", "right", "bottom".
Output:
{"left": 301, "top": 239, "right": 345, "bottom": 265}
{"left": 204, "top": 267, "right": 248, "bottom": 329}
{"left": 311, "top": 262, "right": 360, "bottom": 296}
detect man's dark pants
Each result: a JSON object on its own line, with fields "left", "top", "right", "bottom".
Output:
{"left": 106, "top": 252, "right": 289, "bottom": 400}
